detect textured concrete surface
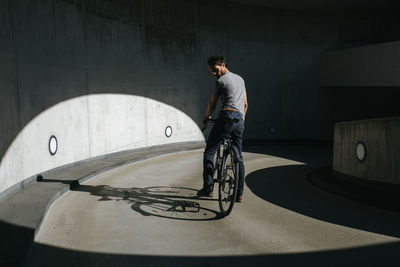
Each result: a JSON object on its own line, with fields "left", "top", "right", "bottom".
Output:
{"left": 333, "top": 117, "right": 400, "bottom": 184}
{"left": 2, "top": 0, "right": 400, "bottom": 197}
{"left": 25, "top": 145, "right": 400, "bottom": 266}
{"left": 320, "top": 41, "right": 400, "bottom": 87}
{"left": 0, "top": 141, "right": 204, "bottom": 266}
{"left": 228, "top": 0, "right": 400, "bottom": 13}
{"left": 0, "top": 94, "right": 204, "bottom": 195}
{"left": 2, "top": 0, "right": 400, "bottom": 171}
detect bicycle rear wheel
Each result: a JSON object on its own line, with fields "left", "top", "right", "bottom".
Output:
{"left": 218, "top": 146, "right": 239, "bottom": 217}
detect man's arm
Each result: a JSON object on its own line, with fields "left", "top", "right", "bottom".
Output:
{"left": 203, "top": 93, "right": 219, "bottom": 123}
{"left": 244, "top": 89, "right": 248, "bottom": 116}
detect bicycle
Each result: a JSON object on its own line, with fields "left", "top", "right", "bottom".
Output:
{"left": 202, "top": 117, "right": 241, "bottom": 217}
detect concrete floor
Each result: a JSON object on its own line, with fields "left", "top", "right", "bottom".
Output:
{"left": 25, "top": 145, "right": 400, "bottom": 266}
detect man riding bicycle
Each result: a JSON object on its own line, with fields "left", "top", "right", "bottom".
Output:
{"left": 197, "top": 55, "right": 248, "bottom": 202}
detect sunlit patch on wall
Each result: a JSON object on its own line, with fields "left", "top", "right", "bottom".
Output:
{"left": 0, "top": 94, "right": 204, "bottom": 195}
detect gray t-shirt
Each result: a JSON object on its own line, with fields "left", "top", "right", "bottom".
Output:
{"left": 214, "top": 71, "right": 246, "bottom": 119}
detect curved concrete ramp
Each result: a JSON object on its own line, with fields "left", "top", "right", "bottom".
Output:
{"left": 26, "top": 146, "right": 400, "bottom": 266}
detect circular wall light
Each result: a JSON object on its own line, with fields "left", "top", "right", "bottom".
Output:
{"left": 269, "top": 125, "right": 277, "bottom": 135}
{"left": 49, "top": 135, "right": 58, "bottom": 156}
{"left": 165, "top": 126, "right": 173, "bottom": 138}
{"left": 355, "top": 141, "right": 366, "bottom": 163}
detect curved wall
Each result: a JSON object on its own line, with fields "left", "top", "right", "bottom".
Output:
{"left": 3, "top": 0, "right": 400, "bottom": 166}
{"left": 0, "top": 94, "right": 204, "bottom": 194}
{"left": 320, "top": 41, "right": 400, "bottom": 87}
{"left": 2, "top": 0, "right": 400, "bottom": 194}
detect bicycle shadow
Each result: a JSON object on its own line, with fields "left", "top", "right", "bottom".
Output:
{"left": 68, "top": 183, "right": 223, "bottom": 221}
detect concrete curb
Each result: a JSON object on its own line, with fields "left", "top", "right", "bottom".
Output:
{"left": 33, "top": 141, "right": 205, "bottom": 237}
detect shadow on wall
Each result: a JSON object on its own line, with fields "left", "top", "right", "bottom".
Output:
{"left": 321, "top": 86, "right": 400, "bottom": 124}
{"left": 243, "top": 142, "right": 333, "bottom": 168}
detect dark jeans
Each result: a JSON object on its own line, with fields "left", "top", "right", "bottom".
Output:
{"left": 203, "top": 110, "right": 245, "bottom": 196}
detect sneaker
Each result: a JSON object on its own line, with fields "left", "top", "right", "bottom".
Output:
{"left": 235, "top": 195, "right": 243, "bottom": 203}
{"left": 197, "top": 188, "right": 213, "bottom": 197}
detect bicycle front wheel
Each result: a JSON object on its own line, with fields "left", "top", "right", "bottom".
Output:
{"left": 218, "top": 146, "right": 239, "bottom": 217}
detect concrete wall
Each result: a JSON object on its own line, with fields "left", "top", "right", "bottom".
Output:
{"left": 318, "top": 41, "right": 400, "bottom": 125}
{"left": 0, "top": 94, "right": 203, "bottom": 194}
{"left": 333, "top": 117, "right": 400, "bottom": 184}
{"left": 320, "top": 41, "right": 400, "bottom": 87}
{"left": 1, "top": 0, "right": 400, "bottom": 193}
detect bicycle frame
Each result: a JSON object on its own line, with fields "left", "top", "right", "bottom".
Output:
{"left": 214, "top": 133, "right": 232, "bottom": 184}
{"left": 202, "top": 117, "right": 240, "bottom": 216}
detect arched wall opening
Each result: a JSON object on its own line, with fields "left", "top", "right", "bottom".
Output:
{"left": 0, "top": 94, "right": 204, "bottom": 195}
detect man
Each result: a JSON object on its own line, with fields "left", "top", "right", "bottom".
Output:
{"left": 197, "top": 55, "right": 248, "bottom": 202}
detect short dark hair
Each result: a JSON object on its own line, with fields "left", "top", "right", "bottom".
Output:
{"left": 207, "top": 55, "right": 225, "bottom": 66}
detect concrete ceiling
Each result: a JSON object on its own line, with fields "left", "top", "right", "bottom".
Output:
{"left": 227, "top": 0, "right": 400, "bottom": 13}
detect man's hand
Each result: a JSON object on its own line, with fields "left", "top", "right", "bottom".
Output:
{"left": 202, "top": 116, "right": 211, "bottom": 127}
{"left": 201, "top": 116, "right": 211, "bottom": 131}
{"left": 202, "top": 93, "right": 218, "bottom": 130}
